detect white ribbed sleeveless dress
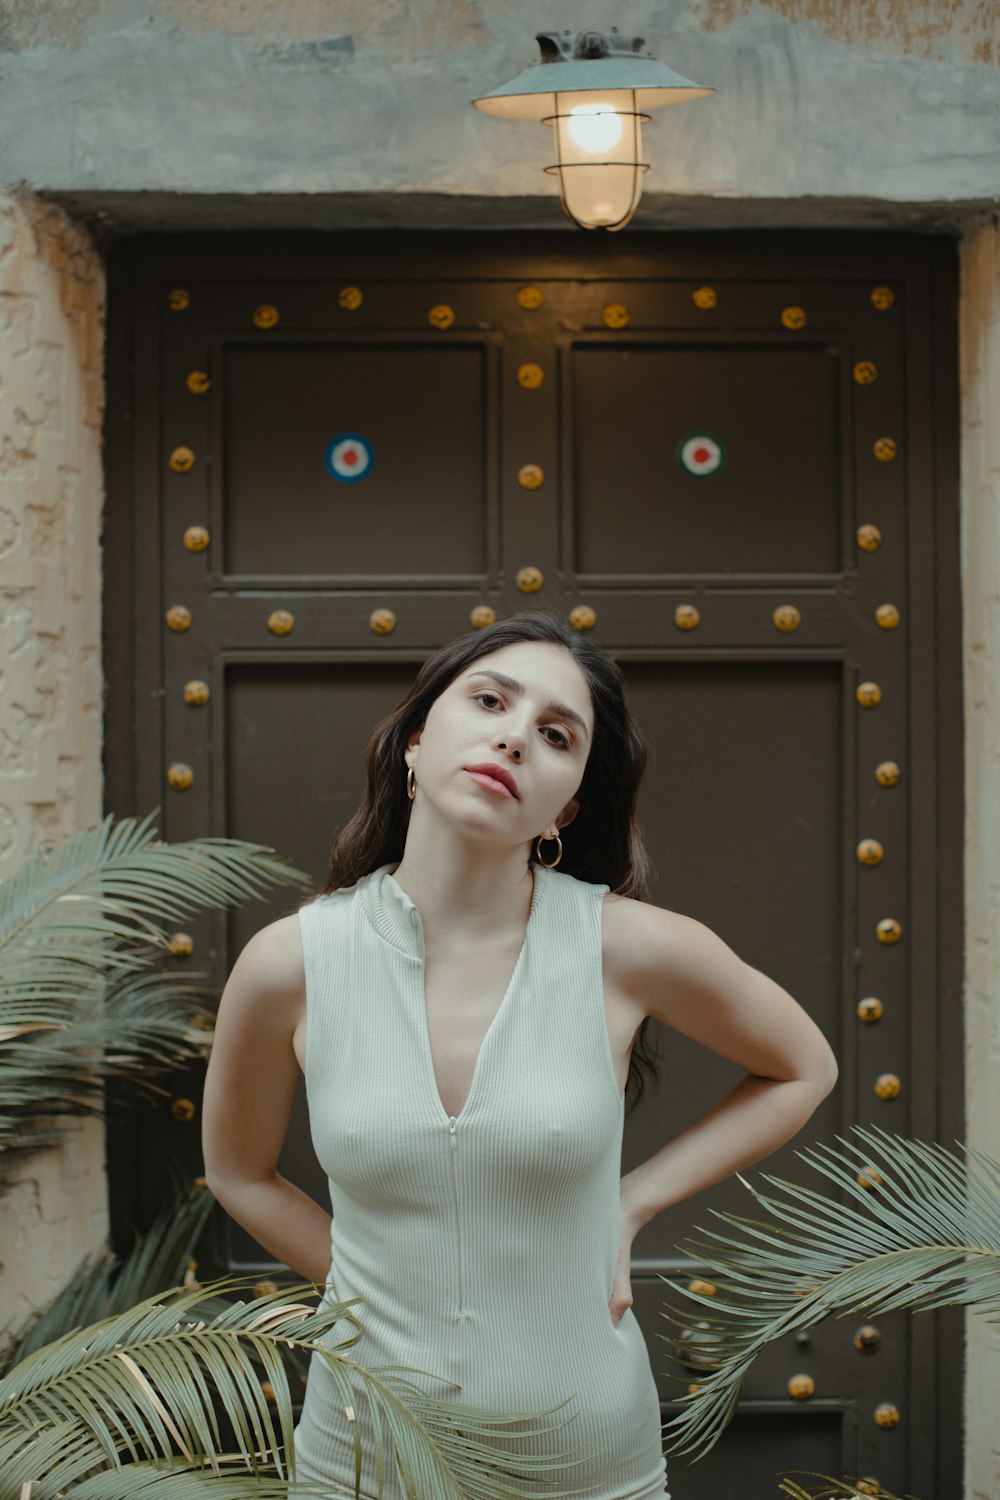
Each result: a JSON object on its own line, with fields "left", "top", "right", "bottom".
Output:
{"left": 291, "top": 860, "right": 669, "bottom": 1499}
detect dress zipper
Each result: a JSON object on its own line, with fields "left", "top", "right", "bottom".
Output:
{"left": 448, "top": 1115, "right": 464, "bottom": 1317}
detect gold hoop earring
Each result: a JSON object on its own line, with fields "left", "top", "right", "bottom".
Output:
{"left": 406, "top": 765, "right": 416, "bottom": 800}
{"left": 534, "top": 832, "right": 562, "bottom": 868}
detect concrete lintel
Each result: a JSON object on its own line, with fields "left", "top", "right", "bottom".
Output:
{"left": 37, "top": 188, "right": 999, "bottom": 245}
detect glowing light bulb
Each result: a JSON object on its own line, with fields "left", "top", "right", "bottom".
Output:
{"left": 566, "top": 103, "right": 623, "bottom": 155}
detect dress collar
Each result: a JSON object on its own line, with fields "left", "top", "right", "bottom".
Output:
{"left": 359, "top": 860, "right": 546, "bottom": 958}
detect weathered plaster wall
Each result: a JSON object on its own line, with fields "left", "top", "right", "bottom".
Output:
{"left": 0, "top": 0, "right": 996, "bottom": 221}
{"left": 0, "top": 192, "right": 107, "bottom": 1332}
{"left": 960, "top": 216, "right": 1000, "bottom": 1500}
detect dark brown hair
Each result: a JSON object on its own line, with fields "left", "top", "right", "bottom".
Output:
{"left": 306, "top": 608, "right": 660, "bottom": 1113}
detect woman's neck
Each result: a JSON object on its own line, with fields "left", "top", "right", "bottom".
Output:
{"left": 386, "top": 822, "right": 536, "bottom": 936}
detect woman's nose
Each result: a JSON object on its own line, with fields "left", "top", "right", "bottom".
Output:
{"left": 495, "top": 726, "right": 526, "bottom": 759}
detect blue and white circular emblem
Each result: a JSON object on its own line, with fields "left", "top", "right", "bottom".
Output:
{"left": 677, "top": 432, "right": 726, "bottom": 478}
{"left": 325, "top": 433, "right": 374, "bottom": 483}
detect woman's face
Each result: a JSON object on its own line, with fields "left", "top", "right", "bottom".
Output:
{"left": 405, "top": 641, "right": 595, "bottom": 846}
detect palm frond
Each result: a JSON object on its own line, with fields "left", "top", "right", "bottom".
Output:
{"left": 50, "top": 1459, "right": 340, "bottom": 1500}
{"left": 659, "top": 1125, "right": 1000, "bottom": 1459}
{"left": 0, "top": 810, "right": 312, "bottom": 999}
{"left": 1, "top": 1169, "right": 219, "bottom": 1374}
{"left": 0, "top": 811, "right": 312, "bottom": 1184}
{"left": 0, "top": 1278, "right": 593, "bottom": 1500}
{"left": 776, "top": 1471, "right": 911, "bottom": 1499}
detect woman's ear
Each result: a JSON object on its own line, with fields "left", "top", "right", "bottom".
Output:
{"left": 556, "top": 797, "right": 580, "bottom": 830}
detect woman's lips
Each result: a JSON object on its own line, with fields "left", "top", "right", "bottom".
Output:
{"left": 465, "top": 769, "right": 516, "bottom": 799}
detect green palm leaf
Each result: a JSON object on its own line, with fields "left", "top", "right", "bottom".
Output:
{"left": 659, "top": 1125, "right": 1000, "bottom": 1459}
{"left": 2, "top": 1170, "right": 219, "bottom": 1374}
{"left": 0, "top": 1278, "right": 594, "bottom": 1500}
{"left": 0, "top": 811, "right": 312, "bottom": 1183}
{"left": 776, "top": 1471, "right": 910, "bottom": 1499}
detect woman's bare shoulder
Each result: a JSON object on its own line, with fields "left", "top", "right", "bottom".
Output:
{"left": 599, "top": 889, "right": 711, "bottom": 994}
{"left": 229, "top": 910, "right": 306, "bottom": 1007}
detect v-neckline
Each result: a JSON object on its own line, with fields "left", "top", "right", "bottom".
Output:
{"left": 385, "top": 863, "right": 545, "bottom": 1126}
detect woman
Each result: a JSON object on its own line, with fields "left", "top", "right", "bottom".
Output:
{"left": 202, "top": 609, "right": 838, "bottom": 1499}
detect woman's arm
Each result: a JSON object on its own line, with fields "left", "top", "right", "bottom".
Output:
{"left": 603, "top": 895, "right": 839, "bottom": 1235}
{"left": 201, "top": 914, "right": 333, "bottom": 1285}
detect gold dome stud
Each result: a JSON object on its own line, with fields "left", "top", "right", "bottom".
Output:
{"left": 602, "top": 303, "right": 629, "bottom": 329}
{"left": 517, "top": 463, "right": 544, "bottom": 490}
{"left": 873, "top": 437, "right": 897, "bottom": 462}
{"left": 857, "top": 1166, "right": 884, "bottom": 1190}
{"left": 773, "top": 604, "right": 801, "bottom": 632}
{"left": 167, "top": 762, "right": 194, "bottom": 791}
{"left": 870, "top": 286, "right": 895, "bottom": 310}
{"left": 856, "top": 838, "right": 885, "bottom": 866}
{"left": 470, "top": 605, "right": 496, "bottom": 629}
{"left": 857, "top": 523, "right": 882, "bottom": 552}
{"left": 781, "top": 306, "right": 807, "bottom": 330}
{"left": 856, "top": 1482, "right": 883, "bottom": 1497}
{"left": 183, "top": 680, "right": 210, "bottom": 706}
{"left": 569, "top": 604, "right": 596, "bottom": 631}
{"left": 516, "top": 285, "right": 543, "bottom": 309}
{"left": 252, "top": 1280, "right": 279, "bottom": 1298}
{"left": 691, "top": 286, "right": 717, "bottom": 309}
{"left": 369, "top": 607, "right": 397, "bottom": 635}
{"left": 674, "top": 603, "right": 700, "bottom": 631}
{"left": 169, "top": 447, "right": 196, "bottom": 473}
{"left": 183, "top": 525, "right": 210, "bottom": 553}
{"left": 875, "top": 603, "right": 900, "bottom": 630}
{"left": 166, "top": 605, "right": 192, "bottom": 632}
{"left": 517, "top": 362, "right": 545, "bottom": 389}
{"left": 875, "top": 760, "right": 901, "bottom": 786}
{"left": 857, "top": 996, "right": 884, "bottom": 1023}
{"left": 169, "top": 932, "right": 194, "bottom": 957}
{"left": 874, "top": 1402, "right": 900, "bottom": 1429}
{"left": 857, "top": 681, "right": 882, "bottom": 708}
{"left": 253, "top": 304, "right": 279, "bottom": 329}
{"left": 338, "top": 285, "right": 363, "bottom": 310}
{"left": 853, "top": 360, "right": 879, "bottom": 385}
{"left": 854, "top": 1324, "right": 882, "bottom": 1352}
{"left": 515, "top": 566, "right": 544, "bottom": 593}
{"left": 687, "top": 1381, "right": 701, "bottom": 1395}
{"left": 260, "top": 1380, "right": 277, "bottom": 1404}
{"left": 171, "top": 1097, "right": 196, "bottom": 1122}
{"left": 787, "top": 1373, "right": 815, "bottom": 1400}
{"left": 168, "top": 288, "right": 190, "bottom": 311}
{"left": 267, "top": 609, "right": 294, "bottom": 636}
{"left": 428, "top": 304, "right": 455, "bottom": 330}
{"left": 190, "top": 1174, "right": 208, "bottom": 1192}
{"left": 687, "top": 1279, "right": 716, "bottom": 1297}
{"left": 876, "top": 917, "right": 902, "bottom": 944}
{"left": 186, "top": 371, "right": 211, "bottom": 395}
{"left": 874, "top": 1072, "right": 901, "bottom": 1100}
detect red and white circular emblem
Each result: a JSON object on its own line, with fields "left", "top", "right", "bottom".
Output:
{"left": 325, "top": 434, "right": 374, "bottom": 483}
{"left": 677, "top": 433, "right": 726, "bottom": 478}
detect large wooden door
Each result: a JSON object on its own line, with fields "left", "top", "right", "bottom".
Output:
{"left": 104, "top": 230, "right": 963, "bottom": 1497}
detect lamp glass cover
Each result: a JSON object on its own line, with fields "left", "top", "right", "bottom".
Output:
{"left": 547, "top": 90, "right": 646, "bottom": 230}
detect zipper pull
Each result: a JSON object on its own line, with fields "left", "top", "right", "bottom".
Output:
{"left": 448, "top": 1115, "right": 457, "bottom": 1147}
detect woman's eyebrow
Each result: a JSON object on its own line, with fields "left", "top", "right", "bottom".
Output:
{"left": 465, "top": 670, "right": 590, "bottom": 742}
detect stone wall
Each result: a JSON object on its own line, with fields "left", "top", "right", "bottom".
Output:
{"left": 960, "top": 216, "right": 1000, "bottom": 1500}
{"left": 0, "top": 192, "right": 107, "bottom": 1333}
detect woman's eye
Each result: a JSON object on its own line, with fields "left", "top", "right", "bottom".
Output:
{"left": 476, "top": 690, "right": 569, "bottom": 750}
